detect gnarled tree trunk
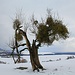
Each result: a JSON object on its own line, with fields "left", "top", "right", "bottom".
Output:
{"left": 19, "top": 29, "right": 44, "bottom": 71}
{"left": 31, "top": 40, "right": 44, "bottom": 71}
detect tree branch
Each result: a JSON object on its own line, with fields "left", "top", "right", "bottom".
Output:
{"left": 20, "top": 48, "right": 28, "bottom": 54}
{"left": 18, "top": 43, "right": 26, "bottom": 47}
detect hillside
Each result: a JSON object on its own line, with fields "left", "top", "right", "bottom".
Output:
{"left": 0, "top": 48, "right": 11, "bottom": 56}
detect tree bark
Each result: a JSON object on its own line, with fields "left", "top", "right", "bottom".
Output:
{"left": 31, "top": 40, "right": 43, "bottom": 71}
{"left": 19, "top": 29, "right": 44, "bottom": 71}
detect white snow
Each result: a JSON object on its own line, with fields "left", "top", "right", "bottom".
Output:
{"left": 0, "top": 55, "right": 75, "bottom": 75}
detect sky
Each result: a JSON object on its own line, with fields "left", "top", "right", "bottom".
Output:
{"left": 0, "top": 0, "right": 75, "bottom": 52}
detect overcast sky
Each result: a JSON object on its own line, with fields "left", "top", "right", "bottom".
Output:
{"left": 0, "top": 0, "right": 75, "bottom": 52}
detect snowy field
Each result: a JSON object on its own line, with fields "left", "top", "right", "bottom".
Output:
{"left": 0, "top": 55, "right": 75, "bottom": 75}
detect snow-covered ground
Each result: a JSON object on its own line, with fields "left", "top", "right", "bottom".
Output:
{"left": 0, "top": 55, "right": 75, "bottom": 75}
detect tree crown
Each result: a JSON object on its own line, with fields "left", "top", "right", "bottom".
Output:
{"left": 36, "top": 16, "right": 69, "bottom": 45}
{"left": 13, "top": 10, "right": 69, "bottom": 46}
